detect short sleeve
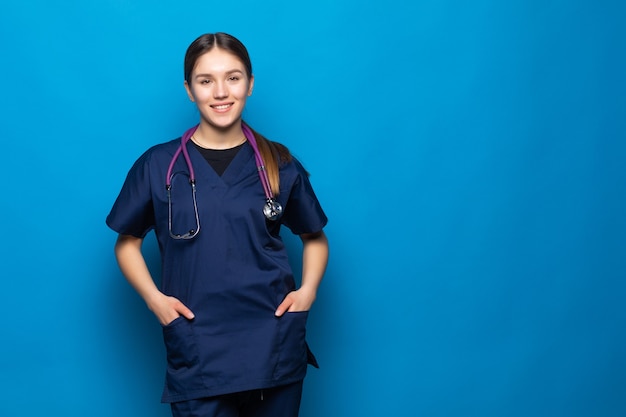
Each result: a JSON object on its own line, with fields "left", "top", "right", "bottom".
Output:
{"left": 106, "top": 150, "right": 156, "bottom": 238}
{"left": 281, "top": 159, "right": 328, "bottom": 235}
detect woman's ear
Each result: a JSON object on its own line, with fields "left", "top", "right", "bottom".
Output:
{"left": 184, "top": 81, "right": 195, "bottom": 102}
{"left": 247, "top": 75, "right": 255, "bottom": 96}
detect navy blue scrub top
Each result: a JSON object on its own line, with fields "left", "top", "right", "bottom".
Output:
{"left": 106, "top": 137, "right": 327, "bottom": 403}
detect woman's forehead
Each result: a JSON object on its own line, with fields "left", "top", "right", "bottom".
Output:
{"left": 193, "top": 48, "right": 247, "bottom": 75}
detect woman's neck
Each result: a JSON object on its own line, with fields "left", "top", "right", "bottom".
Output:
{"left": 192, "top": 121, "right": 247, "bottom": 150}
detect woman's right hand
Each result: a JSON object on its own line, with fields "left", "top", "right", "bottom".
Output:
{"left": 147, "top": 293, "right": 195, "bottom": 326}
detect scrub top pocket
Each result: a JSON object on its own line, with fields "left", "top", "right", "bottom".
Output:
{"left": 273, "top": 311, "right": 309, "bottom": 380}
{"left": 162, "top": 317, "right": 205, "bottom": 395}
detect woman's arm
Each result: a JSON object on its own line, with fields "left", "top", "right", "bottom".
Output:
{"left": 114, "top": 234, "right": 195, "bottom": 325}
{"left": 275, "top": 230, "right": 329, "bottom": 316}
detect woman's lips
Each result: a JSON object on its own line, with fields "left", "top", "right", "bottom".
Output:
{"left": 211, "top": 103, "right": 233, "bottom": 112}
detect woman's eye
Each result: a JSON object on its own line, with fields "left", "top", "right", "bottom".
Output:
{"left": 200, "top": 79, "right": 211, "bottom": 84}
{"left": 229, "top": 76, "right": 240, "bottom": 81}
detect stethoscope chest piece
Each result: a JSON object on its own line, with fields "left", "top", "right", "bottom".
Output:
{"left": 263, "top": 199, "right": 283, "bottom": 221}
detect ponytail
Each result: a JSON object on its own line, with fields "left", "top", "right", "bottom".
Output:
{"left": 251, "top": 129, "right": 292, "bottom": 196}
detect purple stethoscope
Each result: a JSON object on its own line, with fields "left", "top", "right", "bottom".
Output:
{"left": 165, "top": 122, "right": 283, "bottom": 240}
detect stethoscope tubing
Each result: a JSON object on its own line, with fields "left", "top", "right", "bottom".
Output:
{"left": 166, "top": 122, "right": 276, "bottom": 201}
{"left": 165, "top": 122, "right": 281, "bottom": 233}
{"left": 241, "top": 122, "right": 275, "bottom": 201}
{"left": 166, "top": 125, "right": 199, "bottom": 187}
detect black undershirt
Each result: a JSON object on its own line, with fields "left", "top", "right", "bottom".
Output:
{"left": 193, "top": 141, "right": 246, "bottom": 176}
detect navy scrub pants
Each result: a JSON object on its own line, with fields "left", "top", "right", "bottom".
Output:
{"left": 170, "top": 381, "right": 304, "bottom": 417}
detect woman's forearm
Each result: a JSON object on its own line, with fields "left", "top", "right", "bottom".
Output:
{"left": 114, "top": 234, "right": 195, "bottom": 324}
{"left": 114, "top": 234, "right": 161, "bottom": 305}
{"left": 299, "top": 230, "right": 329, "bottom": 296}
{"left": 274, "top": 230, "right": 329, "bottom": 316}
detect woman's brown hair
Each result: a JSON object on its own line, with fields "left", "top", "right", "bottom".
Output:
{"left": 184, "top": 32, "right": 291, "bottom": 195}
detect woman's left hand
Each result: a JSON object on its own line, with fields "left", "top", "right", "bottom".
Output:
{"left": 274, "top": 287, "right": 317, "bottom": 316}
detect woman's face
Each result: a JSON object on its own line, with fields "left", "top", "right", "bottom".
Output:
{"left": 184, "top": 47, "right": 254, "bottom": 132}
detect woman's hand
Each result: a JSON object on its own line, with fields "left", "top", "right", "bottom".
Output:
{"left": 275, "top": 287, "right": 317, "bottom": 316}
{"left": 147, "top": 293, "right": 195, "bottom": 326}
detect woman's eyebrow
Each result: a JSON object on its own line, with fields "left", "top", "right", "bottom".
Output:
{"left": 194, "top": 69, "right": 244, "bottom": 79}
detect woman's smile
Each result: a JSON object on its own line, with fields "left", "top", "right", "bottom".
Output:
{"left": 210, "top": 102, "right": 233, "bottom": 112}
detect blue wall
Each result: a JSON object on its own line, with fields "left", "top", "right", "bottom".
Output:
{"left": 1, "top": 1, "right": 625, "bottom": 416}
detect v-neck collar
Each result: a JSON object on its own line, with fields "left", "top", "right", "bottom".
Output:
{"left": 186, "top": 140, "right": 256, "bottom": 186}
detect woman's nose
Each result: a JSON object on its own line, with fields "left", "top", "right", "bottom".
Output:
{"left": 213, "top": 81, "right": 228, "bottom": 99}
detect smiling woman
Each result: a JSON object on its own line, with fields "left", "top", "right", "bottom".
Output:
{"left": 183, "top": 48, "right": 254, "bottom": 146}
{"left": 2, "top": 2, "right": 624, "bottom": 417}
{"left": 106, "top": 32, "right": 329, "bottom": 417}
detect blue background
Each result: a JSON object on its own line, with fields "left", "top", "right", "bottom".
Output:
{"left": 1, "top": 1, "right": 625, "bottom": 416}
